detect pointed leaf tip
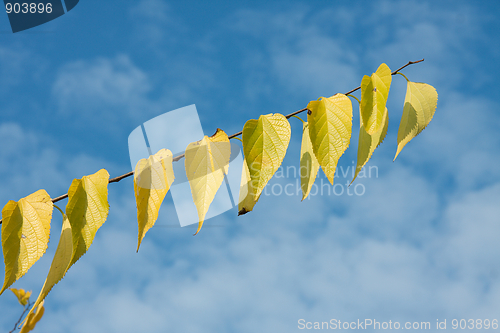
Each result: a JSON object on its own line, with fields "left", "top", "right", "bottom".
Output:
{"left": 240, "top": 113, "right": 291, "bottom": 212}
{"left": 307, "top": 94, "right": 352, "bottom": 185}
{"left": 66, "top": 169, "right": 110, "bottom": 268}
{"left": 1, "top": 189, "right": 53, "bottom": 295}
{"left": 394, "top": 81, "right": 438, "bottom": 160}
{"left": 238, "top": 160, "right": 255, "bottom": 214}
{"left": 361, "top": 63, "right": 392, "bottom": 135}
{"left": 25, "top": 209, "right": 73, "bottom": 322}
{"left": 185, "top": 129, "right": 231, "bottom": 234}
{"left": 300, "top": 122, "right": 320, "bottom": 200}
{"left": 237, "top": 208, "right": 249, "bottom": 216}
{"left": 352, "top": 107, "right": 389, "bottom": 184}
{"left": 20, "top": 300, "right": 44, "bottom": 333}
{"left": 134, "top": 149, "right": 175, "bottom": 250}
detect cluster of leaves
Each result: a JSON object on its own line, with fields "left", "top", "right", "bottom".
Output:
{"left": 0, "top": 61, "right": 437, "bottom": 329}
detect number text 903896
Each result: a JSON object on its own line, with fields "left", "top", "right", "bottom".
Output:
{"left": 5, "top": 3, "right": 53, "bottom": 14}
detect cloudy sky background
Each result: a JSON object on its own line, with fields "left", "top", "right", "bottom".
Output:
{"left": 1, "top": 0, "right": 500, "bottom": 332}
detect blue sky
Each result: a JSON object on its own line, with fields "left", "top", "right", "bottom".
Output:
{"left": 1, "top": 0, "right": 500, "bottom": 332}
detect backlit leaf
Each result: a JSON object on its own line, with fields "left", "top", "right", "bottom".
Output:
{"left": 394, "top": 81, "right": 438, "bottom": 160}
{"left": 134, "top": 149, "right": 175, "bottom": 250}
{"left": 27, "top": 208, "right": 72, "bottom": 318}
{"left": 185, "top": 129, "right": 231, "bottom": 235}
{"left": 1, "top": 190, "right": 53, "bottom": 295}
{"left": 361, "top": 63, "right": 392, "bottom": 134}
{"left": 307, "top": 94, "right": 352, "bottom": 185}
{"left": 300, "top": 122, "right": 320, "bottom": 200}
{"left": 352, "top": 107, "right": 389, "bottom": 184}
{"left": 239, "top": 113, "right": 291, "bottom": 214}
{"left": 238, "top": 159, "right": 256, "bottom": 215}
{"left": 65, "top": 169, "right": 109, "bottom": 267}
{"left": 20, "top": 300, "right": 44, "bottom": 333}
{"left": 10, "top": 288, "right": 31, "bottom": 306}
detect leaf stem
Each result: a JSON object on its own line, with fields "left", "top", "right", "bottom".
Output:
{"left": 290, "top": 115, "right": 306, "bottom": 124}
{"left": 230, "top": 136, "right": 243, "bottom": 143}
{"left": 395, "top": 72, "right": 410, "bottom": 82}
{"left": 0, "top": 58, "right": 425, "bottom": 223}
{"left": 346, "top": 94, "right": 361, "bottom": 105}
{"left": 53, "top": 204, "right": 65, "bottom": 217}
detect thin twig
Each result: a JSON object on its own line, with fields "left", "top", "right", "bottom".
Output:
{"left": 0, "top": 59, "right": 424, "bottom": 224}
{"left": 344, "top": 58, "right": 424, "bottom": 95}
{"left": 9, "top": 300, "right": 33, "bottom": 333}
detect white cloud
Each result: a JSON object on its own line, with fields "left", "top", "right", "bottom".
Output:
{"left": 129, "top": 0, "right": 183, "bottom": 48}
{"left": 3, "top": 158, "right": 495, "bottom": 332}
{"left": 0, "top": 45, "right": 50, "bottom": 91}
{"left": 0, "top": 47, "right": 28, "bottom": 88}
{"left": 51, "top": 52, "right": 221, "bottom": 137}
{"left": 227, "top": 8, "right": 359, "bottom": 100}
{"left": 53, "top": 55, "right": 152, "bottom": 127}
{"left": 0, "top": 122, "right": 122, "bottom": 206}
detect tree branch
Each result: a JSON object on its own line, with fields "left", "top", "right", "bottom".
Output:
{"left": 0, "top": 59, "right": 424, "bottom": 224}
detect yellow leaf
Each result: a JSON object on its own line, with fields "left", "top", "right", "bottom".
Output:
{"left": 307, "top": 94, "right": 352, "bottom": 185}
{"left": 300, "top": 122, "right": 320, "bottom": 200}
{"left": 185, "top": 129, "right": 231, "bottom": 235}
{"left": 1, "top": 190, "right": 53, "bottom": 295}
{"left": 361, "top": 63, "right": 392, "bottom": 134}
{"left": 394, "top": 81, "right": 438, "bottom": 160}
{"left": 239, "top": 113, "right": 291, "bottom": 214}
{"left": 65, "top": 169, "right": 110, "bottom": 267}
{"left": 237, "top": 159, "right": 256, "bottom": 215}
{"left": 134, "top": 149, "right": 175, "bottom": 250}
{"left": 352, "top": 107, "right": 389, "bottom": 184}
{"left": 10, "top": 288, "right": 31, "bottom": 306}
{"left": 26, "top": 208, "right": 72, "bottom": 319}
{"left": 20, "top": 300, "right": 44, "bottom": 333}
